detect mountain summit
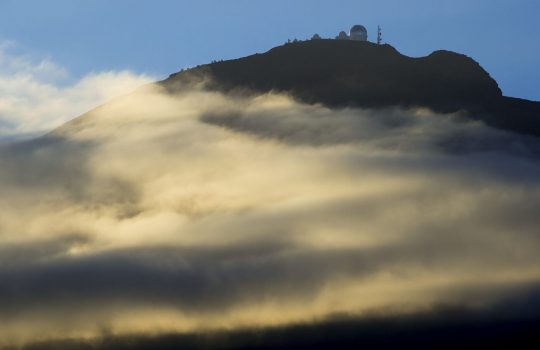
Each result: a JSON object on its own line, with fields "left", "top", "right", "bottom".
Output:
{"left": 162, "top": 40, "right": 540, "bottom": 137}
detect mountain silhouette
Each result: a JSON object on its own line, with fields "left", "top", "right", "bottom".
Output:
{"left": 162, "top": 39, "right": 540, "bottom": 137}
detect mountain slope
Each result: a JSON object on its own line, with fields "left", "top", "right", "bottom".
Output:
{"left": 162, "top": 39, "right": 540, "bottom": 137}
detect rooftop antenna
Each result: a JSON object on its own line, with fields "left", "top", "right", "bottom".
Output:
{"left": 377, "top": 25, "right": 382, "bottom": 45}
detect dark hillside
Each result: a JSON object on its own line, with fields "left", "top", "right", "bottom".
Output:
{"left": 162, "top": 40, "right": 540, "bottom": 137}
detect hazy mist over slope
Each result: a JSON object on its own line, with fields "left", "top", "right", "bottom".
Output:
{"left": 0, "top": 42, "right": 155, "bottom": 140}
{"left": 1, "top": 81, "right": 540, "bottom": 346}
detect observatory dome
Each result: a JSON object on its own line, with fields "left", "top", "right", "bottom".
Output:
{"left": 350, "top": 25, "right": 368, "bottom": 41}
{"left": 336, "top": 31, "right": 348, "bottom": 40}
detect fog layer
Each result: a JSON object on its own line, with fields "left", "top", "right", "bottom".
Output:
{"left": 1, "top": 85, "right": 540, "bottom": 345}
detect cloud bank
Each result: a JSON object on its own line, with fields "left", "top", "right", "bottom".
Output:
{"left": 1, "top": 83, "right": 540, "bottom": 346}
{"left": 0, "top": 42, "right": 154, "bottom": 140}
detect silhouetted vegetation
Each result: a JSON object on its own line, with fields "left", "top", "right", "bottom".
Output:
{"left": 11, "top": 306, "right": 540, "bottom": 350}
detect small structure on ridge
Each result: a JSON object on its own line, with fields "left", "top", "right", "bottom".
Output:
{"left": 349, "top": 25, "right": 368, "bottom": 41}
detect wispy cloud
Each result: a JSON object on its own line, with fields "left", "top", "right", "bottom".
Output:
{"left": 0, "top": 41, "right": 155, "bottom": 139}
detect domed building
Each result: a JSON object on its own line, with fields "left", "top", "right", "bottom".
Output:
{"left": 336, "top": 31, "right": 348, "bottom": 40}
{"left": 349, "top": 25, "right": 368, "bottom": 41}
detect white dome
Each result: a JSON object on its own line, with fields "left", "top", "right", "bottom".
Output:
{"left": 350, "top": 25, "right": 368, "bottom": 41}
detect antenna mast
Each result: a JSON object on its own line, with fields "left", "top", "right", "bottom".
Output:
{"left": 377, "top": 25, "right": 382, "bottom": 45}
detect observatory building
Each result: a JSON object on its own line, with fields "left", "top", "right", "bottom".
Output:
{"left": 349, "top": 25, "right": 368, "bottom": 41}
{"left": 332, "top": 25, "right": 369, "bottom": 41}
{"left": 336, "top": 31, "right": 348, "bottom": 40}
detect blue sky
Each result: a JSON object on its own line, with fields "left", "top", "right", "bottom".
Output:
{"left": 0, "top": 0, "right": 539, "bottom": 99}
